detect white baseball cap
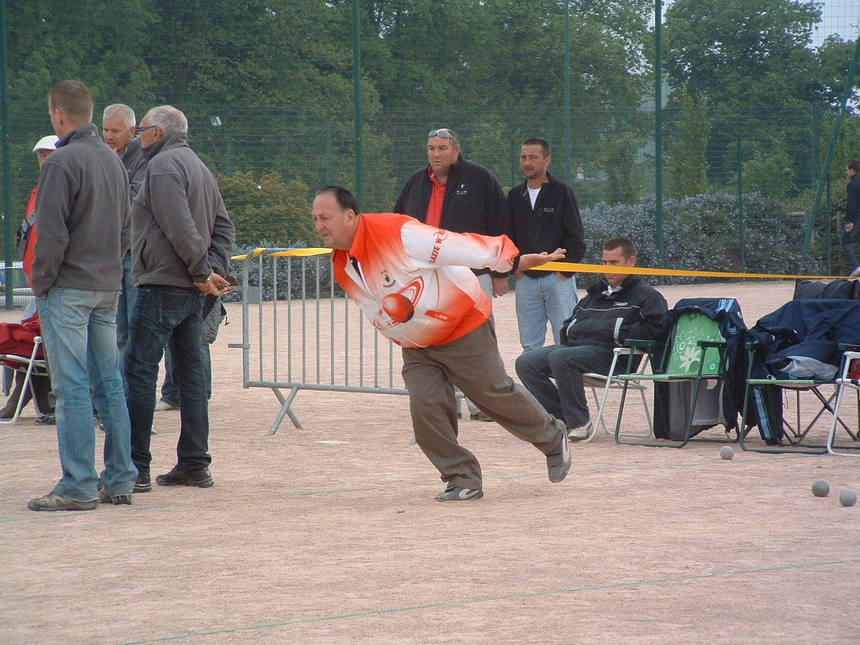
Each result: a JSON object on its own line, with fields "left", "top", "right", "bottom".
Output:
{"left": 32, "top": 135, "right": 59, "bottom": 152}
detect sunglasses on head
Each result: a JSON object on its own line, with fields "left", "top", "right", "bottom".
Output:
{"left": 427, "top": 129, "right": 458, "bottom": 145}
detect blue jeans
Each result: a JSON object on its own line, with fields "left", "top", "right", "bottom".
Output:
{"left": 38, "top": 288, "right": 136, "bottom": 500}
{"left": 515, "top": 273, "right": 578, "bottom": 350}
{"left": 116, "top": 251, "right": 137, "bottom": 379}
{"left": 126, "top": 286, "right": 210, "bottom": 474}
{"left": 160, "top": 339, "right": 212, "bottom": 407}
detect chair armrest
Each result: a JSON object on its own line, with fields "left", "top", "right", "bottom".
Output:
{"left": 612, "top": 346, "right": 646, "bottom": 355}
{"left": 623, "top": 339, "right": 660, "bottom": 350}
{"left": 838, "top": 344, "right": 860, "bottom": 352}
{"left": 697, "top": 340, "right": 726, "bottom": 348}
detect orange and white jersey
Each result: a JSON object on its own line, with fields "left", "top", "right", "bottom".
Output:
{"left": 332, "top": 212, "right": 519, "bottom": 348}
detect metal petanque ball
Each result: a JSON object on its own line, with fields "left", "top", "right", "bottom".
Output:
{"left": 839, "top": 490, "right": 857, "bottom": 507}
{"left": 811, "top": 480, "right": 830, "bottom": 497}
{"left": 719, "top": 446, "right": 734, "bottom": 460}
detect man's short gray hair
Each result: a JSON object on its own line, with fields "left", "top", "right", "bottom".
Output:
{"left": 144, "top": 105, "right": 188, "bottom": 135}
{"left": 102, "top": 104, "right": 136, "bottom": 128}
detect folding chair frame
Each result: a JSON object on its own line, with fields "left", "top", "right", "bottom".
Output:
{"left": 825, "top": 350, "right": 860, "bottom": 456}
{"left": 0, "top": 336, "right": 49, "bottom": 425}
{"left": 739, "top": 343, "right": 859, "bottom": 455}
{"left": 581, "top": 347, "right": 653, "bottom": 442}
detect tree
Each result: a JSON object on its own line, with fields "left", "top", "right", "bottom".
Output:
{"left": 664, "top": 0, "right": 821, "bottom": 109}
{"left": 666, "top": 91, "right": 711, "bottom": 198}
{"left": 217, "top": 172, "right": 315, "bottom": 247}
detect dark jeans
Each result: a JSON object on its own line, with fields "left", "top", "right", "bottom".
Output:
{"left": 160, "top": 339, "right": 211, "bottom": 407}
{"left": 116, "top": 250, "right": 137, "bottom": 384}
{"left": 126, "top": 286, "right": 210, "bottom": 475}
{"left": 516, "top": 344, "right": 616, "bottom": 429}
{"left": 842, "top": 227, "right": 860, "bottom": 269}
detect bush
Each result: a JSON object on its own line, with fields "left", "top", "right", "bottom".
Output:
{"left": 580, "top": 191, "right": 822, "bottom": 284}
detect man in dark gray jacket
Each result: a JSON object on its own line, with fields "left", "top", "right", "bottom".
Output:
{"left": 28, "top": 80, "right": 137, "bottom": 511}
{"left": 102, "top": 103, "right": 147, "bottom": 368}
{"left": 125, "top": 105, "right": 235, "bottom": 492}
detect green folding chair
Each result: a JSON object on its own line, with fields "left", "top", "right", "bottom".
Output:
{"left": 739, "top": 343, "right": 860, "bottom": 454}
{"left": 613, "top": 311, "right": 734, "bottom": 448}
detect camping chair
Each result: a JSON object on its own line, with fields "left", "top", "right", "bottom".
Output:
{"left": 0, "top": 335, "right": 49, "bottom": 424}
{"left": 613, "top": 311, "right": 735, "bottom": 448}
{"left": 581, "top": 347, "right": 654, "bottom": 442}
{"left": 825, "top": 350, "right": 860, "bottom": 456}
{"left": 737, "top": 342, "right": 858, "bottom": 454}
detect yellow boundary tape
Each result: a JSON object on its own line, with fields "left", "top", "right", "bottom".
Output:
{"left": 232, "top": 248, "right": 849, "bottom": 281}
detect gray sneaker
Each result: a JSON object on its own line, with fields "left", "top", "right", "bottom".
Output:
{"left": 28, "top": 492, "right": 98, "bottom": 512}
{"left": 546, "top": 423, "right": 571, "bottom": 483}
{"left": 154, "top": 399, "right": 179, "bottom": 412}
{"left": 98, "top": 486, "right": 133, "bottom": 505}
{"left": 435, "top": 485, "right": 484, "bottom": 501}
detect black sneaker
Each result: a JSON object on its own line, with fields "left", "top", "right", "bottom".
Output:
{"left": 134, "top": 473, "right": 152, "bottom": 493}
{"left": 156, "top": 466, "right": 214, "bottom": 488}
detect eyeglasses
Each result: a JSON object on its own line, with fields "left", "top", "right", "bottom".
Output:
{"left": 427, "top": 128, "right": 459, "bottom": 145}
{"left": 134, "top": 125, "right": 158, "bottom": 135}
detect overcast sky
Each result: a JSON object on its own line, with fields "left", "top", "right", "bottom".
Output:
{"left": 657, "top": 0, "right": 859, "bottom": 47}
{"left": 812, "top": 0, "right": 859, "bottom": 46}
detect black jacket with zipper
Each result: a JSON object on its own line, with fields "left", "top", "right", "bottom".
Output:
{"left": 559, "top": 276, "right": 667, "bottom": 350}
{"left": 394, "top": 155, "right": 510, "bottom": 276}
{"left": 508, "top": 172, "right": 586, "bottom": 277}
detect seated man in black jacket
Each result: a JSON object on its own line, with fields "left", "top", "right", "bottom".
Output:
{"left": 516, "top": 238, "right": 667, "bottom": 439}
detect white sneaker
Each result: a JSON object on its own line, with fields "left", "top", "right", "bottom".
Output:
{"left": 850, "top": 267, "right": 860, "bottom": 277}
{"left": 154, "top": 399, "right": 179, "bottom": 412}
{"left": 567, "top": 421, "right": 593, "bottom": 440}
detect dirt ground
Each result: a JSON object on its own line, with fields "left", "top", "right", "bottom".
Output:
{"left": 1, "top": 281, "right": 859, "bottom": 644}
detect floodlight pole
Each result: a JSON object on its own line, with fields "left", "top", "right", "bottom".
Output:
{"left": 563, "top": 0, "right": 572, "bottom": 184}
{"left": 352, "top": 0, "right": 363, "bottom": 206}
{"left": 0, "top": 0, "right": 13, "bottom": 309}
{"left": 654, "top": 0, "right": 665, "bottom": 267}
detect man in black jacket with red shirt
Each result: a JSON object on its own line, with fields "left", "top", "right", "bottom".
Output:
{"left": 508, "top": 138, "right": 586, "bottom": 350}
{"left": 395, "top": 127, "right": 511, "bottom": 421}
{"left": 394, "top": 128, "right": 511, "bottom": 298}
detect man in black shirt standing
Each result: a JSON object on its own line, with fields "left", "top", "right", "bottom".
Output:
{"left": 508, "top": 138, "right": 586, "bottom": 350}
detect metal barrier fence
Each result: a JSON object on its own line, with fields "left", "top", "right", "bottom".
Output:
{"left": 229, "top": 248, "right": 408, "bottom": 434}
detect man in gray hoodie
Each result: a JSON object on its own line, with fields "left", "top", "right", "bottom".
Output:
{"left": 125, "top": 105, "right": 235, "bottom": 492}
{"left": 28, "top": 80, "right": 138, "bottom": 511}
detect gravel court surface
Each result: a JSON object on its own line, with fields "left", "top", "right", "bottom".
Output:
{"left": 2, "top": 280, "right": 859, "bottom": 644}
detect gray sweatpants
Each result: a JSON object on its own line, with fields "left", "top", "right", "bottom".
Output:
{"left": 401, "top": 319, "right": 563, "bottom": 490}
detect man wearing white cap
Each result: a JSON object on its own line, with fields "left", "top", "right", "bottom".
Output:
{"left": 19, "top": 135, "right": 59, "bottom": 284}
{"left": 0, "top": 135, "right": 60, "bottom": 423}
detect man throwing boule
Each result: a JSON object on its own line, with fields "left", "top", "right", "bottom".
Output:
{"left": 313, "top": 185, "right": 571, "bottom": 501}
